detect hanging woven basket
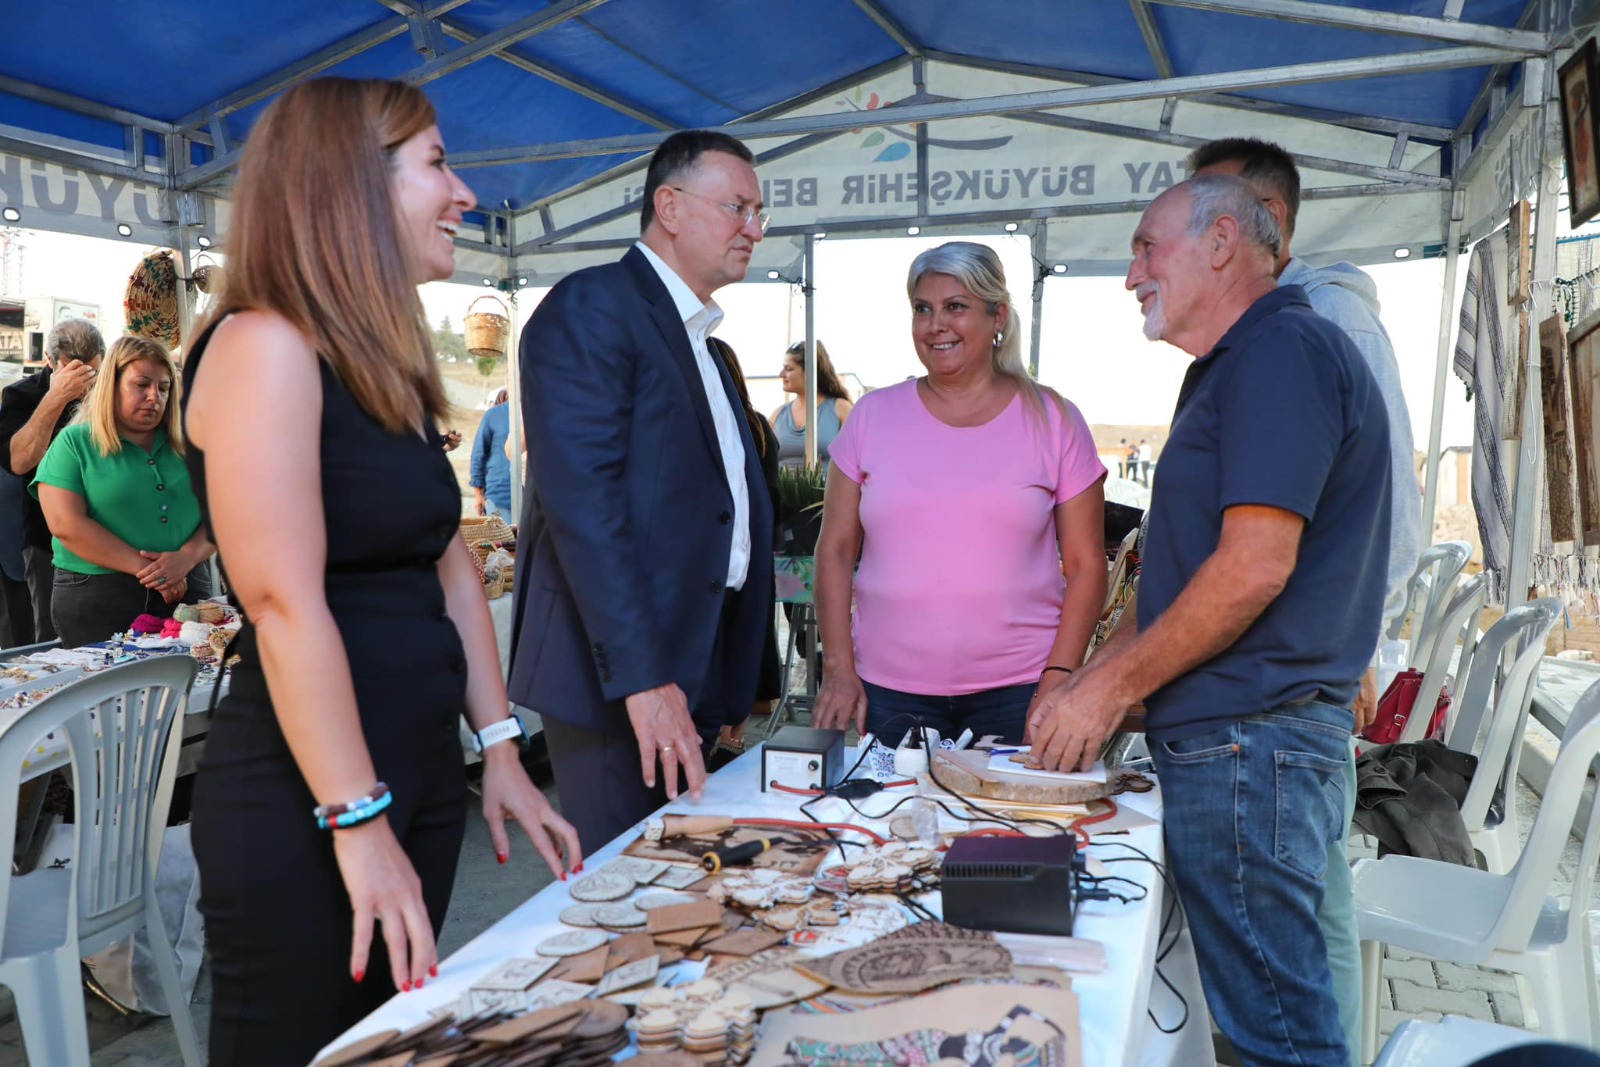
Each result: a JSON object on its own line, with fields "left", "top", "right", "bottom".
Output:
{"left": 124, "top": 248, "right": 181, "bottom": 349}
{"left": 464, "top": 294, "right": 510, "bottom": 358}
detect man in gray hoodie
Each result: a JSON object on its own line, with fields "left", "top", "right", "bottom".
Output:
{"left": 1190, "top": 137, "right": 1423, "bottom": 1065}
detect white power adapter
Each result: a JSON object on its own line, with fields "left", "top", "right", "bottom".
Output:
{"left": 892, "top": 726, "right": 938, "bottom": 778}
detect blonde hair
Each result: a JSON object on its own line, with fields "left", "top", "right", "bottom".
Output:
{"left": 906, "top": 241, "right": 1066, "bottom": 426}
{"left": 83, "top": 336, "right": 184, "bottom": 458}
{"left": 195, "top": 77, "right": 447, "bottom": 434}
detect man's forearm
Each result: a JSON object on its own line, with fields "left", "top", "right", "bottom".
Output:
{"left": 6, "top": 395, "right": 70, "bottom": 475}
{"left": 1089, "top": 550, "right": 1284, "bottom": 707}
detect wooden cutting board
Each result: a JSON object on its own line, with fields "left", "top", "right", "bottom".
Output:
{"left": 929, "top": 748, "right": 1115, "bottom": 805}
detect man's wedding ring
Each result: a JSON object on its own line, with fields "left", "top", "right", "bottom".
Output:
{"left": 155, "top": 576, "right": 168, "bottom": 585}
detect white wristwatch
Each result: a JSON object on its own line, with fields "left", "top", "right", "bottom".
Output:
{"left": 472, "top": 714, "right": 528, "bottom": 754}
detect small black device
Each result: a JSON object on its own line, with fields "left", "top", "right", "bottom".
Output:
{"left": 940, "top": 835, "right": 1078, "bottom": 936}
{"left": 760, "top": 725, "right": 846, "bottom": 793}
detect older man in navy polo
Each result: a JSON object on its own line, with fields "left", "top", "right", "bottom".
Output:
{"left": 1026, "top": 173, "right": 1391, "bottom": 1067}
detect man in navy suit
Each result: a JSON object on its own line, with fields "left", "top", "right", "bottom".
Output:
{"left": 508, "top": 130, "right": 775, "bottom": 851}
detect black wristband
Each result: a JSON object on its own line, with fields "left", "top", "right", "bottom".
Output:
{"left": 1041, "top": 666, "right": 1074, "bottom": 675}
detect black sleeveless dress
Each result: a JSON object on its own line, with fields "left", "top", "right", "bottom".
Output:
{"left": 181, "top": 322, "right": 469, "bottom": 1067}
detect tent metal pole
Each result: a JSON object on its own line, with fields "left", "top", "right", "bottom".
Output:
{"left": 1503, "top": 98, "right": 1560, "bottom": 605}
{"left": 175, "top": 241, "right": 195, "bottom": 352}
{"left": 506, "top": 210, "right": 524, "bottom": 525}
{"left": 432, "top": 45, "right": 1521, "bottom": 177}
{"left": 1421, "top": 210, "right": 1463, "bottom": 539}
{"left": 1029, "top": 224, "right": 1046, "bottom": 378}
{"left": 804, "top": 234, "right": 818, "bottom": 469}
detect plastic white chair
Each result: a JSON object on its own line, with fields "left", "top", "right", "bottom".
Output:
{"left": 1442, "top": 598, "right": 1560, "bottom": 873}
{"left": 1374, "top": 1015, "right": 1591, "bottom": 1066}
{"left": 0, "top": 656, "right": 202, "bottom": 1067}
{"left": 1398, "top": 572, "right": 1489, "bottom": 745}
{"left": 1354, "top": 676, "right": 1600, "bottom": 1063}
{"left": 1391, "top": 542, "right": 1473, "bottom": 669}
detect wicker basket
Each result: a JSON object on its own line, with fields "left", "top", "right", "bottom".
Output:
{"left": 124, "top": 248, "right": 181, "bottom": 349}
{"left": 461, "top": 515, "right": 514, "bottom": 547}
{"left": 464, "top": 295, "right": 510, "bottom": 358}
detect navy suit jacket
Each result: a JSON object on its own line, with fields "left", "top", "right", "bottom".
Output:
{"left": 507, "top": 246, "right": 774, "bottom": 732}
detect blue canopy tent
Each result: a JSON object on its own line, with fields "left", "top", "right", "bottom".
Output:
{"left": 1, "top": 0, "right": 1591, "bottom": 599}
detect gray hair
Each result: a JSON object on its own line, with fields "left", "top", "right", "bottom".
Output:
{"left": 1184, "top": 173, "right": 1281, "bottom": 260}
{"left": 45, "top": 318, "right": 105, "bottom": 366}
{"left": 907, "top": 241, "right": 1055, "bottom": 420}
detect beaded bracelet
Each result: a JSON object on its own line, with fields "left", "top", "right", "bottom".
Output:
{"left": 1041, "top": 666, "right": 1074, "bottom": 676}
{"left": 317, "top": 791, "right": 393, "bottom": 831}
{"left": 313, "top": 782, "right": 390, "bottom": 821}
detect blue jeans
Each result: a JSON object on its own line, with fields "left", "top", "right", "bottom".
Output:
{"left": 1152, "top": 699, "right": 1352, "bottom": 1067}
{"left": 862, "top": 680, "right": 1033, "bottom": 746}
{"left": 485, "top": 500, "right": 514, "bottom": 523}
{"left": 1323, "top": 743, "right": 1360, "bottom": 1067}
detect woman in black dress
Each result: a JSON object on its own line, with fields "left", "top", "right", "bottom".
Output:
{"left": 181, "top": 78, "right": 580, "bottom": 1067}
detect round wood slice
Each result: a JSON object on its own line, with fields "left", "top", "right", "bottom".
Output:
{"left": 930, "top": 749, "right": 1114, "bottom": 804}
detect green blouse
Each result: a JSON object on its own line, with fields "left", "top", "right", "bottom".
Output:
{"left": 31, "top": 423, "right": 201, "bottom": 575}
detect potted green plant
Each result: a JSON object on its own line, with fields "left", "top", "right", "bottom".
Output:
{"left": 776, "top": 464, "right": 828, "bottom": 556}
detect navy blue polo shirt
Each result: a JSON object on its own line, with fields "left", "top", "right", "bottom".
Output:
{"left": 1138, "top": 284, "right": 1392, "bottom": 742}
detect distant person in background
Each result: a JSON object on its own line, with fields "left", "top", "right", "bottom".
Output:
{"left": 770, "top": 340, "right": 852, "bottom": 469}
{"left": 0, "top": 468, "right": 28, "bottom": 646}
{"left": 1137, "top": 439, "right": 1153, "bottom": 485}
{"left": 470, "top": 387, "right": 514, "bottom": 521}
{"left": 33, "top": 336, "right": 212, "bottom": 646}
{"left": 1116, "top": 437, "right": 1129, "bottom": 479}
{"left": 0, "top": 317, "right": 105, "bottom": 643}
{"left": 1124, "top": 439, "right": 1139, "bottom": 483}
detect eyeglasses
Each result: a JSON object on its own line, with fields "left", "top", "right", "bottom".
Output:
{"left": 671, "top": 186, "right": 770, "bottom": 233}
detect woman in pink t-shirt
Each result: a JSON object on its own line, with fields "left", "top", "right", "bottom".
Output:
{"left": 812, "top": 242, "right": 1107, "bottom": 744}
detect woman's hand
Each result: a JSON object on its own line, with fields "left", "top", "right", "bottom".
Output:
{"left": 478, "top": 745, "right": 582, "bottom": 875}
{"left": 136, "top": 548, "right": 195, "bottom": 591}
{"left": 158, "top": 576, "right": 188, "bottom": 606}
{"left": 331, "top": 817, "right": 437, "bottom": 993}
{"left": 812, "top": 667, "right": 867, "bottom": 733}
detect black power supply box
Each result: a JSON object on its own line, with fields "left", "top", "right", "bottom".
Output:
{"left": 760, "top": 726, "right": 847, "bottom": 793}
{"left": 940, "top": 834, "right": 1077, "bottom": 936}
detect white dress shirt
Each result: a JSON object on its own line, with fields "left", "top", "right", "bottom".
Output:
{"left": 635, "top": 242, "right": 751, "bottom": 590}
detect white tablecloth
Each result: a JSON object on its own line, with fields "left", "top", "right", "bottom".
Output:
{"left": 0, "top": 647, "right": 221, "bottom": 784}
{"left": 319, "top": 746, "right": 1215, "bottom": 1066}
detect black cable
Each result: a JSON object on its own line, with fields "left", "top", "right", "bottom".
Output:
{"left": 917, "top": 724, "right": 1073, "bottom": 839}
{"left": 1089, "top": 836, "right": 1190, "bottom": 1033}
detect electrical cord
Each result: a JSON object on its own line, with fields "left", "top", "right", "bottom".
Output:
{"left": 1089, "top": 836, "right": 1190, "bottom": 1034}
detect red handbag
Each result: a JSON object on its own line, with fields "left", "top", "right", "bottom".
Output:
{"left": 1361, "top": 669, "right": 1450, "bottom": 746}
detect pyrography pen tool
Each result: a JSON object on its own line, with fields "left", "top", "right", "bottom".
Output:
{"left": 701, "top": 837, "right": 786, "bottom": 873}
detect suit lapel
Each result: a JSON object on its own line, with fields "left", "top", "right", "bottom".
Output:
{"left": 626, "top": 248, "right": 727, "bottom": 479}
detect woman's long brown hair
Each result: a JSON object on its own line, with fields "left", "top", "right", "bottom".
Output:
{"left": 709, "top": 337, "right": 766, "bottom": 458}
{"left": 197, "top": 77, "right": 447, "bottom": 434}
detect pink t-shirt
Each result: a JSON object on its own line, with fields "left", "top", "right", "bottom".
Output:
{"left": 829, "top": 380, "right": 1107, "bottom": 695}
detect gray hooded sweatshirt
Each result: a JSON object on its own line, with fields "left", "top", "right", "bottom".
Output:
{"left": 1279, "top": 258, "right": 1422, "bottom": 625}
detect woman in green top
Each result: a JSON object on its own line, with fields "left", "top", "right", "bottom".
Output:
{"left": 33, "top": 335, "right": 213, "bottom": 646}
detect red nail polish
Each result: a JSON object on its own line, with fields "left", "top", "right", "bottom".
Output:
{"left": 353, "top": 969, "right": 365, "bottom": 984}
{"left": 574, "top": 862, "right": 584, "bottom": 872}
{"left": 496, "top": 851, "right": 508, "bottom": 865}
{"left": 416, "top": 977, "right": 425, "bottom": 990}
{"left": 430, "top": 965, "right": 438, "bottom": 979}
{"left": 560, "top": 871, "right": 567, "bottom": 881}
{"left": 402, "top": 980, "right": 412, "bottom": 993}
